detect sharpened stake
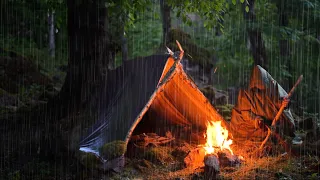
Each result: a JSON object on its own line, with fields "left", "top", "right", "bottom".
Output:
{"left": 166, "top": 46, "right": 174, "bottom": 56}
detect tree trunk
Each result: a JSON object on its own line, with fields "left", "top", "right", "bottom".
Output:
{"left": 121, "top": 22, "right": 128, "bottom": 62}
{"left": 48, "top": 10, "right": 55, "bottom": 58}
{"left": 277, "top": 0, "right": 292, "bottom": 90}
{"left": 1, "top": 0, "right": 113, "bottom": 171}
{"left": 243, "top": 0, "right": 268, "bottom": 70}
{"left": 160, "top": 0, "right": 171, "bottom": 45}
{"left": 48, "top": 0, "right": 108, "bottom": 119}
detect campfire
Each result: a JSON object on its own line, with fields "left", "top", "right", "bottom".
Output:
{"left": 181, "top": 120, "right": 243, "bottom": 179}
{"left": 203, "top": 120, "right": 233, "bottom": 155}
{"left": 200, "top": 120, "right": 240, "bottom": 179}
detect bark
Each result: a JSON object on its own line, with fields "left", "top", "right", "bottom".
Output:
{"left": 243, "top": 0, "right": 268, "bottom": 70}
{"left": 160, "top": 0, "right": 171, "bottom": 45}
{"left": 48, "top": 0, "right": 108, "bottom": 119}
{"left": 121, "top": 29, "right": 128, "bottom": 62}
{"left": 48, "top": 10, "right": 55, "bottom": 58}
{"left": 277, "top": 0, "right": 292, "bottom": 90}
{"left": 120, "top": 12, "right": 128, "bottom": 62}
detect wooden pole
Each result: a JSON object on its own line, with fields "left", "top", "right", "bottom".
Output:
{"left": 259, "top": 75, "right": 303, "bottom": 151}
{"left": 271, "top": 75, "right": 303, "bottom": 126}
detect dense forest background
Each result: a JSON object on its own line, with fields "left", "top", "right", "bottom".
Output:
{"left": 1, "top": 0, "right": 319, "bottom": 115}
{"left": 0, "top": 0, "right": 320, "bottom": 179}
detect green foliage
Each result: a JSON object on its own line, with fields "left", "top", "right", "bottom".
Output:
{"left": 125, "top": 2, "right": 162, "bottom": 59}
{"left": 168, "top": 0, "right": 228, "bottom": 30}
{"left": 106, "top": 0, "right": 152, "bottom": 31}
{"left": 0, "top": 0, "right": 68, "bottom": 75}
{"left": 1, "top": 0, "right": 320, "bottom": 117}
{"left": 166, "top": 28, "right": 212, "bottom": 67}
{"left": 216, "top": 104, "right": 234, "bottom": 121}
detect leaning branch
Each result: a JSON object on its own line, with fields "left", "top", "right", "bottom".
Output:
{"left": 259, "top": 75, "right": 303, "bottom": 151}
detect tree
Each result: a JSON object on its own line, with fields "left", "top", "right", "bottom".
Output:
{"left": 243, "top": 0, "right": 268, "bottom": 70}
{"left": 46, "top": 0, "right": 108, "bottom": 119}
{"left": 48, "top": 10, "right": 55, "bottom": 57}
{"left": 160, "top": 0, "right": 171, "bottom": 45}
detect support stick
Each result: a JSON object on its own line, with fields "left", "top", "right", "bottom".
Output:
{"left": 259, "top": 75, "right": 303, "bottom": 151}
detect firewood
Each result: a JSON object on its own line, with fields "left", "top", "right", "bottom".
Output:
{"left": 130, "top": 132, "right": 175, "bottom": 148}
{"left": 204, "top": 154, "right": 220, "bottom": 180}
{"left": 184, "top": 147, "right": 205, "bottom": 169}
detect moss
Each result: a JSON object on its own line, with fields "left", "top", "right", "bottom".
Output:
{"left": 166, "top": 28, "right": 213, "bottom": 67}
{"left": 99, "top": 140, "right": 127, "bottom": 160}
{"left": 79, "top": 152, "right": 102, "bottom": 168}
{"left": 144, "top": 147, "right": 174, "bottom": 164}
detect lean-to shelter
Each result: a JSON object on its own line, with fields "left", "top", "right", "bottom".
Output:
{"left": 78, "top": 54, "right": 228, "bottom": 163}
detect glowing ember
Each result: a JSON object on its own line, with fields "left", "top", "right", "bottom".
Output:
{"left": 203, "top": 121, "right": 233, "bottom": 155}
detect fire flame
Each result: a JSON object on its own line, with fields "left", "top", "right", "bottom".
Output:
{"left": 203, "top": 121, "right": 233, "bottom": 155}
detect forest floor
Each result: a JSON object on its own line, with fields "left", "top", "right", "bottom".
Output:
{"left": 104, "top": 140, "right": 320, "bottom": 180}
{"left": 5, "top": 139, "right": 319, "bottom": 180}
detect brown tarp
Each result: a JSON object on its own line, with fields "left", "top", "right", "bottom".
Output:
{"left": 229, "top": 65, "right": 295, "bottom": 142}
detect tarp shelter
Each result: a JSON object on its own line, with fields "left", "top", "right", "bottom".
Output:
{"left": 229, "top": 65, "right": 295, "bottom": 142}
{"left": 79, "top": 54, "right": 228, "bottom": 161}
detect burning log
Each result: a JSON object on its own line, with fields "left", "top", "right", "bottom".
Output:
{"left": 204, "top": 154, "right": 220, "bottom": 180}
{"left": 184, "top": 147, "right": 205, "bottom": 169}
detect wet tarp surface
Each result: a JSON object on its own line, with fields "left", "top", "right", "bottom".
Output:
{"left": 79, "top": 54, "right": 227, "bottom": 155}
{"left": 79, "top": 55, "right": 168, "bottom": 153}
{"left": 229, "top": 65, "right": 295, "bottom": 142}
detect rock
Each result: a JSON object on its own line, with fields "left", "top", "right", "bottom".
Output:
{"left": 217, "top": 151, "right": 241, "bottom": 167}
{"left": 204, "top": 154, "right": 220, "bottom": 180}
{"left": 101, "top": 155, "right": 125, "bottom": 172}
